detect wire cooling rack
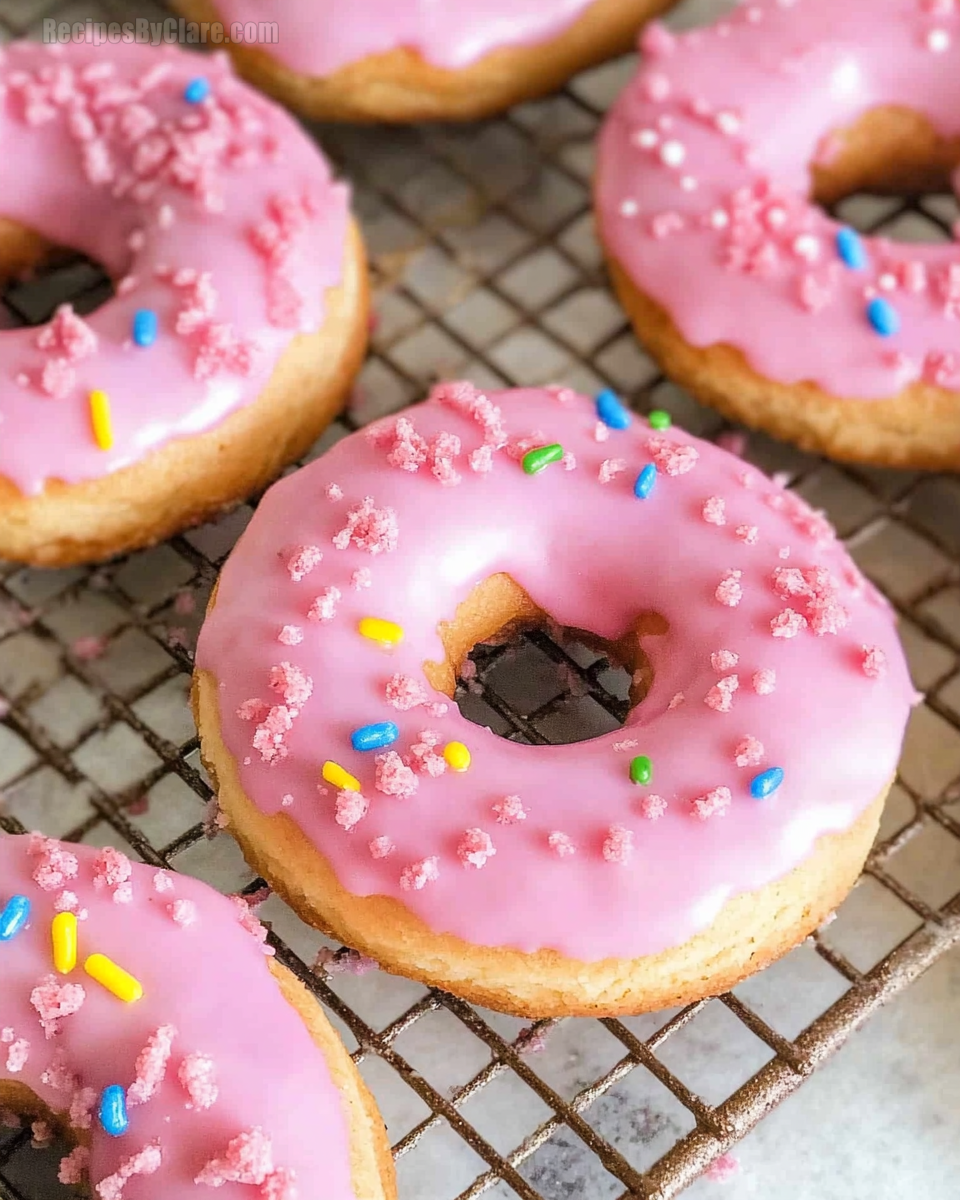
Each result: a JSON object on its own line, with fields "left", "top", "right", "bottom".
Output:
{"left": 2, "top": 0, "right": 960, "bottom": 1195}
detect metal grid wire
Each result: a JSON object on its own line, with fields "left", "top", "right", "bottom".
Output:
{"left": 2, "top": 0, "right": 960, "bottom": 1195}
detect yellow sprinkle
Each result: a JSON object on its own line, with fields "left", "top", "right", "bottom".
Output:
{"left": 358, "top": 617, "right": 404, "bottom": 647}
{"left": 322, "top": 761, "right": 360, "bottom": 792}
{"left": 89, "top": 390, "right": 113, "bottom": 451}
{"left": 51, "top": 912, "right": 77, "bottom": 975}
{"left": 84, "top": 953, "right": 143, "bottom": 1003}
{"left": 443, "top": 742, "right": 471, "bottom": 772}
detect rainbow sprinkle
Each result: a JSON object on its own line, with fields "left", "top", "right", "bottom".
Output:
{"left": 323, "top": 761, "right": 360, "bottom": 792}
{"left": 184, "top": 76, "right": 211, "bottom": 104}
{"left": 443, "top": 742, "right": 471, "bottom": 772}
{"left": 634, "top": 464, "right": 657, "bottom": 499}
{"left": 867, "top": 297, "right": 900, "bottom": 337}
{"left": 648, "top": 410, "right": 671, "bottom": 431}
{"left": 358, "top": 617, "right": 404, "bottom": 647}
{"left": 52, "top": 912, "right": 77, "bottom": 974}
{"left": 89, "top": 390, "right": 113, "bottom": 451}
{"left": 836, "top": 227, "right": 867, "bottom": 270}
{"left": 596, "top": 389, "right": 632, "bottom": 430}
{"left": 0, "top": 895, "right": 30, "bottom": 942}
{"left": 84, "top": 953, "right": 143, "bottom": 1003}
{"left": 132, "top": 309, "right": 158, "bottom": 348}
{"left": 99, "top": 1085, "right": 129, "bottom": 1137}
{"left": 629, "top": 755, "right": 652, "bottom": 785}
{"left": 522, "top": 444, "right": 564, "bottom": 475}
{"left": 750, "top": 767, "right": 784, "bottom": 799}
{"left": 351, "top": 722, "right": 399, "bottom": 752}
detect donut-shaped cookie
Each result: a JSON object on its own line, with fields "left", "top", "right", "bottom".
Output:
{"left": 171, "top": 0, "right": 677, "bottom": 122}
{"left": 595, "top": 1, "right": 960, "bottom": 469}
{"left": 194, "top": 384, "right": 913, "bottom": 1017}
{"left": 0, "top": 41, "right": 367, "bottom": 567}
{"left": 0, "top": 832, "right": 395, "bottom": 1200}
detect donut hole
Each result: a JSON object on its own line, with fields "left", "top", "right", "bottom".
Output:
{"left": 810, "top": 106, "right": 960, "bottom": 231}
{"left": 425, "top": 573, "right": 664, "bottom": 746}
{"left": 0, "top": 216, "right": 114, "bottom": 329}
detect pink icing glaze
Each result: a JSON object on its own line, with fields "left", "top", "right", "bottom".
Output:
{"left": 595, "top": 0, "right": 960, "bottom": 400}
{"left": 210, "top": 0, "right": 596, "bottom": 74}
{"left": 195, "top": 385, "right": 914, "bottom": 962}
{"left": 0, "top": 833, "right": 355, "bottom": 1199}
{"left": 0, "top": 40, "right": 349, "bottom": 495}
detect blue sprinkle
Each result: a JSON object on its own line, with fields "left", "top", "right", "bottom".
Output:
{"left": 350, "top": 721, "right": 400, "bottom": 752}
{"left": 0, "top": 896, "right": 30, "bottom": 942}
{"left": 750, "top": 767, "right": 785, "bottom": 800}
{"left": 836, "top": 227, "right": 867, "bottom": 270}
{"left": 132, "top": 309, "right": 158, "bottom": 348}
{"left": 595, "top": 388, "right": 632, "bottom": 430}
{"left": 634, "top": 464, "right": 657, "bottom": 499}
{"left": 184, "top": 76, "right": 211, "bottom": 104}
{"left": 99, "top": 1086, "right": 129, "bottom": 1138}
{"left": 867, "top": 297, "right": 901, "bottom": 337}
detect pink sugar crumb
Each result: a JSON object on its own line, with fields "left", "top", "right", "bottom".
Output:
{"left": 469, "top": 445, "right": 495, "bottom": 474}
{"left": 96, "top": 1142, "right": 162, "bottom": 1200}
{"left": 35, "top": 304, "right": 97, "bottom": 362}
{"left": 237, "top": 698, "right": 268, "bottom": 722}
{"left": 385, "top": 672, "right": 428, "bottom": 710}
{"left": 668, "top": 692, "right": 686, "bottom": 710}
{"left": 493, "top": 794, "right": 527, "bottom": 824}
{"left": 429, "top": 431, "right": 463, "bottom": 486}
{"left": 93, "top": 847, "right": 133, "bottom": 896}
{"left": 32, "top": 1120, "right": 53, "bottom": 1148}
{"left": 71, "top": 634, "right": 107, "bottom": 661}
{"left": 458, "top": 828, "right": 497, "bottom": 869}
{"left": 753, "top": 668, "right": 777, "bottom": 694}
{"left": 59, "top": 1146, "right": 89, "bottom": 1186}
{"left": 285, "top": 545, "right": 323, "bottom": 582}
{"left": 128, "top": 1024, "right": 177, "bottom": 1106}
{"left": 30, "top": 977, "right": 85, "bottom": 1038}
{"left": 261, "top": 1168, "right": 298, "bottom": 1200}
{"left": 28, "top": 833, "right": 78, "bottom": 892}
{"left": 548, "top": 831, "right": 576, "bottom": 858}
{"left": 715, "top": 570, "right": 743, "bottom": 607}
{"left": 168, "top": 899, "right": 197, "bottom": 928}
{"left": 5, "top": 1038, "right": 29, "bottom": 1073}
{"left": 179, "top": 1053, "right": 219, "bottom": 1110}
{"left": 307, "top": 586, "right": 341, "bottom": 623}
{"left": 735, "top": 524, "right": 759, "bottom": 545}
{"left": 335, "top": 789, "right": 369, "bottom": 831}
{"left": 693, "top": 786, "right": 732, "bottom": 820}
{"left": 640, "top": 794, "right": 668, "bottom": 820}
{"left": 231, "top": 895, "right": 275, "bottom": 957}
{"left": 278, "top": 625, "right": 303, "bottom": 646}
{"left": 0, "top": 1110, "right": 21, "bottom": 1130}
{"left": 735, "top": 736, "right": 765, "bottom": 767}
{"left": 375, "top": 750, "right": 418, "bottom": 798}
{"left": 705, "top": 675, "right": 739, "bottom": 713}
{"left": 153, "top": 870, "right": 174, "bottom": 894}
{"left": 0, "top": 1029, "right": 11, "bottom": 1043}
{"left": 561, "top": 451, "right": 577, "bottom": 471}
{"left": 386, "top": 416, "right": 428, "bottom": 472}
{"left": 613, "top": 738, "right": 640, "bottom": 752}
{"left": 648, "top": 436, "right": 699, "bottom": 475}
{"left": 861, "top": 645, "right": 888, "bottom": 679}
{"left": 594, "top": 420, "right": 611, "bottom": 442}
{"left": 599, "top": 458, "right": 627, "bottom": 484}
{"left": 711, "top": 650, "right": 739, "bottom": 672}
{"left": 69, "top": 1086, "right": 97, "bottom": 1131}
{"left": 369, "top": 836, "right": 395, "bottom": 859}
{"left": 333, "top": 496, "right": 399, "bottom": 555}
{"left": 400, "top": 856, "right": 440, "bottom": 891}
{"left": 702, "top": 496, "right": 726, "bottom": 525}
{"left": 352, "top": 567, "right": 372, "bottom": 590}
{"left": 268, "top": 661, "right": 313, "bottom": 710}
{"left": 771, "top": 609, "right": 807, "bottom": 638}
{"left": 706, "top": 1153, "right": 740, "bottom": 1183}
{"left": 41, "top": 1050, "right": 78, "bottom": 1095}
{"left": 602, "top": 824, "right": 635, "bottom": 864}
{"left": 326, "top": 483, "right": 343, "bottom": 501}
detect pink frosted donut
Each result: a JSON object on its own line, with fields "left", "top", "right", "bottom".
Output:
{"left": 171, "top": 0, "right": 678, "bottom": 121}
{"left": 0, "top": 832, "right": 394, "bottom": 1200}
{"left": 0, "top": 40, "right": 367, "bottom": 567}
{"left": 194, "top": 384, "right": 914, "bottom": 1017}
{"left": 595, "top": 0, "right": 960, "bottom": 468}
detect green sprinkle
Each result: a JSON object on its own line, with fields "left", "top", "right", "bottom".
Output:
{"left": 648, "top": 410, "right": 671, "bottom": 430}
{"left": 522, "top": 444, "right": 564, "bottom": 475}
{"left": 629, "top": 755, "right": 652, "bottom": 785}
